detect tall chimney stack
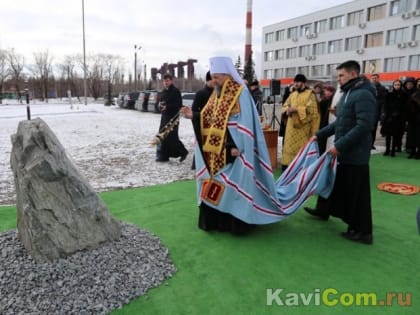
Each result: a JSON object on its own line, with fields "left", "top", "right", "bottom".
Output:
{"left": 245, "top": 0, "right": 253, "bottom": 65}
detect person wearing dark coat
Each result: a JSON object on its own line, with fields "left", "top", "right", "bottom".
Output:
{"left": 155, "top": 73, "right": 188, "bottom": 162}
{"left": 403, "top": 77, "right": 418, "bottom": 156}
{"left": 381, "top": 80, "right": 407, "bottom": 156}
{"left": 305, "top": 60, "right": 376, "bottom": 245}
{"left": 249, "top": 80, "right": 263, "bottom": 115}
{"left": 190, "top": 71, "right": 214, "bottom": 169}
{"left": 317, "top": 85, "right": 336, "bottom": 154}
{"left": 407, "top": 89, "right": 420, "bottom": 159}
{"left": 369, "top": 73, "right": 387, "bottom": 149}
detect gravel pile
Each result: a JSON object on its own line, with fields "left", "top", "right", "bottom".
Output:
{"left": 0, "top": 222, "right": 176, "bottom": 315}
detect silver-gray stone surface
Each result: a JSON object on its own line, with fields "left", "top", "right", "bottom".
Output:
{"left": 0, "top": 222, "right": 176, "bottom": 315}
{"left": 10, "top": 118, "right": 121, "bottom": 263}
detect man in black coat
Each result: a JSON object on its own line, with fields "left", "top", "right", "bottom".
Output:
{"left": 370, "top": 73, "right": 387, "bottom": 149}
{"left": 155, "top": 74, "right": 188, "bottom": 162}
{"left": 249, "top": 80, "right": 263, "bottom": 115}
{"left": 191, "top": 72, "right": 214, "bottom": 147}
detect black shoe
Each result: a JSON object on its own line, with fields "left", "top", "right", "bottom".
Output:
{"left": 408, "top": 154, "right": 415, "bottom": 159}
{"left": 180, "top": 152, "right": 188, "bottom": 162}
{"left": 383, "top": 151, "right": 390, "bottom": 156}
{"left": 304, "top": 207, "right": 329, "bottom": 221}
{"left": 390, "top": 151, "right": 395, "bottom": 157}
{"left": 155, "top": 158, "right": 169, "bottom": 162}
{"left": 341, "top": 231, "right": 373, "bottom": 245}
{"left": 372, "top": 146, "right": 376, "bottom": 150}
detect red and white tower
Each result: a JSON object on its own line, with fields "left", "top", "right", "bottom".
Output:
{"left": 244, "top": 0, "right": 253, "bottom": 65}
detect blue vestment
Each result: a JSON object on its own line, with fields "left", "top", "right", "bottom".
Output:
{"left": 195, "top": 88, "right": 336, "bottom": 225}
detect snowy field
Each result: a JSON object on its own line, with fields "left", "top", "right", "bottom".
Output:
{"left": 0, "top": 99, "right": 196, "bottom": 205}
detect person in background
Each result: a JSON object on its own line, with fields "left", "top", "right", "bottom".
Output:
{"left": 369, "top": 73, "right": 387, "bottom": 150}
{"left": 407, "top": 88, "right": 420, "bottom": 159}
{"left": 313, "top": 82, "right": 324, "bottom": 104}
{"left": 317, "top": 85, "right": 336, "bottom": 154}
{"left": 155, "top": 73, "right": 188, "bottom": 162}
{"left": 280, "top": 74, "right": 320, "bottom": 171}
{"left": 403, "top": 77, "right": 418, "bottom": 156}
{"left": 190, "top": 71, "right": 215, "bottom": 169}
{"left": 249, "top": 80, "right": 263, "bottom": 115}
{"left": 305, "top": 60, "right": 376, "bottom": 245}
{"left": 381, "top": 80, "right": 407, "bottom": 157}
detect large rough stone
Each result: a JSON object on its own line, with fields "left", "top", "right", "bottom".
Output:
{"left": 10, "top": 118, "right": 121, "bottom": 263}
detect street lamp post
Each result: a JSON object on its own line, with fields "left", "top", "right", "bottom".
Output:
{"left": 82, "top": 0, "right": 88, "bottom": 105}
{"left": 24, "top": 78, "right": 30, "bottom": 120}
{"left": 134, "top": 45, "right": 142, "bottom": 91}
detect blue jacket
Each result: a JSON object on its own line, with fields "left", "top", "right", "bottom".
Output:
{"left": 316, "top": 76, "right": 376, "bottom": 165}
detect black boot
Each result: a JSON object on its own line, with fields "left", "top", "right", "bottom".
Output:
{"left": 304, "top": 207, "right": 329, "bottom": 221}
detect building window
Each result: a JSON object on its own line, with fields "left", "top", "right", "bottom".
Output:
{"left": 328, "top": 39, "right": 343, "bottom": 53}
{"left": 275, "top": 49, "right": 285, "bottom": 60}
{"left": 384, "top": 56, "right": 406, "bottom": 71}
{"left": 264, "top": 51, "right": 274, "bottom": 62}
{"left": 414, "top": 24, "right": 420, "bottom": 40}
{"left": 312, "top": 65, "right": 325, "bottom": 77}
{"left": 347, "top": 10, "right": 364, "bottom": 26}
{"left": 287, "top": 26, "right": 299, "bottom": 40}
{"left": 313, "top": 42, "right": 326, "bottom": 55}
{"left": 286, "top": 47, "right": 298, "bottom": 59}
{"left": 346, "top": 36, "right": 362, "bottom": 50}
{"left": 300, "top": 24, "right": 312, "bottom": 37}
{"left": 274, "top": 68, "right": 284, "bottom": 78}
{"left": 265, "top": 32, "right": 274, "bottom": 43}
{"left": 362, "top": 60, "right": 382, "bottom": 73}
{"left": 314, "top": 19, "right": 328, "bottom": 33}
{"left": 390, "top": 0, "right": 413, "bottom": 16}
{"left": 330, "top": 15, "right": 345, "bottom": 30}
{"left": 264, "top": 69, "right": 273, "bottom": 79}
{"left": 286, "top": 67, "right": 296, "bottom": 77}
{"left": 276, "top": 29, "right": 285, "bottom": 41}
{"left": 365, "top": 32, "right": 383, "bottom": 48}
{"left": 408, "top": 54, "right": 420, "bottom": 70}
{"left": 387, "top": 28, "right": 409, "bottom": 45}
{"left": 298, "top": 66, "right": 310, "bottom": 77}
{"left": 326, "top": 63, "right": 340, "bottom": 76}
{"left": 299, "top": 45, "right": 311, "bottom": 57}
{"left": 368, "top": 4, "right": 386, "bottom": 21}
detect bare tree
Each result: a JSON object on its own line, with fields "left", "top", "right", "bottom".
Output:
{"left": 75, "top": 53, "right": 125, "bottom": 100}
{"left": 58, "top": 54, "right": 81, "bottom": 100}
{"left": 0, "top": 49, "right": 8, "bottom": 104}
{"left": 6, "top": 48, "right": 25, "bottom": 102}
{"left": 103, "top": 54, "right": 124, "bottom": 104}
{"left": 31, "top": 50, "right": 54, "bottom": 102}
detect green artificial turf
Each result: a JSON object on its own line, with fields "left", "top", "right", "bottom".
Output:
{"left": 1, "top": 154, "right": 419, "bottom": 315}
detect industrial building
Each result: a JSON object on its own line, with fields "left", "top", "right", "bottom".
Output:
{"left": 260, "top": 0, "right": 420, "bottom": 95}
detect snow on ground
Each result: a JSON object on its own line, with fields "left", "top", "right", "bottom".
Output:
{"left": 0, "top": 99, "right": 196, "bottom": 205}
{"left": 0, "top": 99, "right": 384, "bottom": 206}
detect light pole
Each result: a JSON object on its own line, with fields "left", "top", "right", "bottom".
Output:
{"left": 134, "top": 45, "right": 142, "bottom": 91}
{"left": 24, "top": 77, "right": 30, "bottom": 120}
{"left": 82, "top": 0, "right": 88, "bottom": 105}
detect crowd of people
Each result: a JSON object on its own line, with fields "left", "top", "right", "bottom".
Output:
{"left": 380, "top": 76, "right": 420, "bottom": 159}
{"left": 155, "top": 55, "right": 419, "bottom": 245}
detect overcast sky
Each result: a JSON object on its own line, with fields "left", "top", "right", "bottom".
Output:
{"left": 1, "top": 0, "right": 352, "bottom": 78}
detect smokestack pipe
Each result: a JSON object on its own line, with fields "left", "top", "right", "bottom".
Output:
{"left": 245, "top": 0, "right": 252, "bottom": 65}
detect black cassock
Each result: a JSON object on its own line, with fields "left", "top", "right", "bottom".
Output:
{"left": 156, "top": 84, "right": 188, "bottom": 161}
